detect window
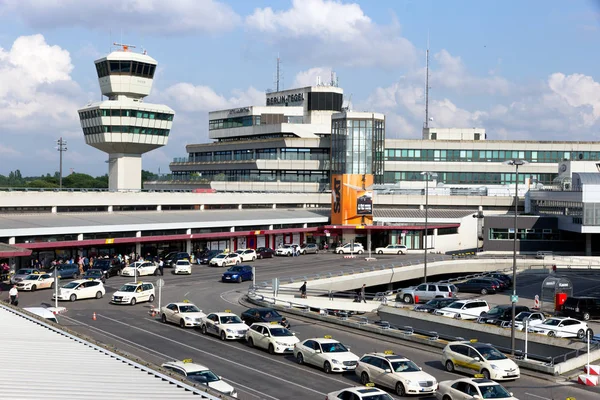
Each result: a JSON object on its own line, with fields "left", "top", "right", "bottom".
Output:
{"left": 450, "top": 345, "right": 469, "bottom": 356}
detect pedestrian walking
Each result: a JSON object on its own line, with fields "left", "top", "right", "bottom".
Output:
{"left": 9, "top": 285, "right": 18, "bottom": 306}
{"left": 360, "top": 284, "right": 367, "bottom": 303}
{"left": 158, "top": 258, "right": 164, "bottom": 276}
{"left": 299, "top": 281, "right": 307, "bottom": 298}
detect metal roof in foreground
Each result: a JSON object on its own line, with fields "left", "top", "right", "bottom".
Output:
{"left": 0, "top": 306, "right": 221, "bottom": 400}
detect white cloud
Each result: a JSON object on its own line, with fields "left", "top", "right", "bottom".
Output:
{"left": 0, "top": 144, "right": 20, "bottom": 156}
{"left": 160, "top": 84, "right": 265, "bottom": 112}
{"left": 293, "top": 67, "right": 334, "bottom": 87}
{"left": 246, "top": 0, "right": 417, "bottom": 68}
{"left": 0, "top": 0, "right": 240, "bottom": 34}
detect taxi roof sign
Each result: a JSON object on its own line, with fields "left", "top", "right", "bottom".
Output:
{"left": 324, "top": 335, "right": 333, "bottom": 339}
{"left": 270, "top": 321, "right": 279, "bottom": 324}
{"left": 384, "top": 350, "right": 394, "bottom": 355}
{"left": 470, "top": 339, "right": 478, "bottom": 343}
{"left": 473, "top": 373, "right": 485, "bottom": 378}
{"left": 182, "top": 358, "right": 193, "bottom": 364}
{"left": 365, "top": 382, "right": 375, "bottom": 387}
{"left": 183, "top": 299, "right": 190, "bottom": 303}
{"left": 225, "top": 309, "right": 232, "bottom": 313}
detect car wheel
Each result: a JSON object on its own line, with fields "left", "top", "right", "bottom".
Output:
{"left": 31, "top": 285, "right": 36, "bottom": 292}
{"left": 95, "top": 291, "right": 103, "bottom": 299}
{"left": 481, "top": 369, "right": 490, "bottom": 379}
{"left": 296, "top": 353, "right": 304, "bottom": 364}
{"left": 337, "top": 250, "right": 343, "bottom": 254}
{"left": 248, "top": 337, "right": 254, "bottom": 347}
{"left": 130, "top": 298, "right": 137, "bottom": 306}
{"left": 481, "top": 288, "right": 488, "bottom": 295}
{"left": 377, "top": 250, "right": 383, "bottom": 254}
{"left": 357, "top": 250, "right": 363, "bottom": 254}
{"left": 442, "top": 396, "right": 452, "bottom": 400}
{"left": 50, "top": 282, "right": 54, "bottom": 289}
{"left": 577, "top": 329, "right": 586, "bottom": 339}
{"left": 268, "top": 344, "right": 275, "bottom": 355}
{"left": 237, "top": 276, "right": 242, "bottom": 283}
{"left": 154, "top": 269, "right": 158, "bottom": 276}
{"left": 149, "top": 294, "right": 155, "bottom": 302}
{"left": 588, "top": 329, "right": 595, "bottom": 338}
{"left": 69, "top": 294, "right": 77, "bottom": 302}
{"left": 252, "top": 256, "right": 256, "bottom": 261}
{"left": 403, "top": 294, "right": 413, "bottom": 304}
{"left": 397, "top": 251, "right": 403, "bottom": 255}
{"left": 395, "top": 382, "right": 406, "bottom": 396}
{"left": 360, "top": 372, "right": 370, "bottom": 385}
{"left": 161, "top": 314, "right": 167, "bottom": 323}
{"left": 583, "top": 312, "right": 591, "bottom": 321}
{"left": 316, "top": 250, "right": 319, "bottom": 254}
{"left": 180, "top": 319, "right": 186, "bottom": 328}
{"left": 258, "top": 254, "right": 263, "bottom": 259}
{"left": 72, "top": 273, "right": 78, "bottom": 279}
{"left": 323, "top": 361, "right": 332, "bottom": 374}
{"left": 220, "top": 331, "right": 226, "bottom": 341}
{"left": 548, "top": 331, "right": 556, "bottom": 337}
{"left": 454, "top": 313, "right": 462, "bottom": 320}
{"left": 236, "top": 260, "right": 241, "bottom": 265}
{"left": 445, "top": 360, "right": 455, "bottom": 372}
{"left": 201, "top": 325, "right": 208, "bottom": 334}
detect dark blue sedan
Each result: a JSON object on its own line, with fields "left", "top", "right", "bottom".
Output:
{"left": 221, "top": 265, "right": 253, "bottom": 283}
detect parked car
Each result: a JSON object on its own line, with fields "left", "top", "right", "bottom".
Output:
{"left": 82, "top": 269, "right": 106, "bottom": 283}
{"left": 255, "top": 247, "right": 275, "bottom": 259}
{"left": 198, "top": 250, "right": 220, "bottom": 264}
{"left": 16, "top": 273, "right": 54, "bottom": 291}
{"left": 455, "top": 278, "right": 500, "bottom": 295}
{"left": 161, "top": 360, "right": 237, "bottom": 398}
{"left": 275, "top": 244, "right": 300, "bottom": 256}
{"left": 335, "top": 243, "right": 364, "bottom": 254}
{"left": 245, "top": 322, "right": 299, "bottom": 354}
{"left": 241, "top": 307, "right": 284, "bottom": 325}
{"left": 374, "top": 244, "right": 408, "bottom": 255}
{"left": 160, "top": 302, "right": 206, "bottom": 328}
{"left": 52, "top": 279, "right": 105, "bottom": 302}
{"left": 396, "top": 282, "right": 457, "bottom": 304}
{"left": 209, "top": 253, "right": 241, "bottom": 267}
{"left": 164, "top": 251, "right": 191, "bottom": 267}
{"left": 435, "top": 299, "right": 490, "bottom": 320}
{"left": 293, "top": 337, "right": 359, "bottom": 373}
{"left": 91, "top": 258, "right": 123, "bottom": 278}
{"left": 53, "top": 264, "right": 81, "bottom": 280}
{"left": 478, "top": 305, "right": 530, "bottom": 326}
{"left": 562, "top": 296, "right": 600, "bottom": 321}
{"left": 528, "top": 317, "right": 591, "bottom": 339}
{"left": 436, "top": 377, "right": 518, "bottom": 400}
{"left": 10, "top": 268, "right": 40, "bottom": 284}
{"left": 221, "top": 265, "right": 253, "bottom": 283}
{"left": 111, "top": 282, "right": 155, "bottom": 305}
{"left": 300, "top": 243, "right": 319, "bottom": 254}
{"left": 442, "top": 341, "right": 520, "bottom": 380}
{"left": 121, "top": 260, "right": 159, "bottom": 277}
{"left": 413, "top": 297, "right": 457, "bottom": 313}
{"left": 235, "top": 249, "right": 257, "bottom": 262}
{"left": 511, "top": 311, "right": 546, "bottom": 331}
{"left": 173, "top": 260, "right": 192, "bottom": 275}
{"left": 485, "top": 272, "right": 513, "bottom": 286}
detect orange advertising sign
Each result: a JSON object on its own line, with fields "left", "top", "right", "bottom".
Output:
{"left": 331, "top": 174, "right": 374, "bottom": 226}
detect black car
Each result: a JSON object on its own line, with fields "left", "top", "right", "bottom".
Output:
{"left": 486, "top": 272, "right": 513, "bottom": 286}
{"left": 256, "top": 247, "right": 275, "bottom": 259}
{"left": 92, "top": 258, "right": 123, "bottom": 278}
{"left": 82, "top": 268, "right": 106, "bottom": 283}
{"left": 164, "top": 252, "right": 191, "bottom": 267}
{"left": 563, "top": 297, "right": 600, "bottom": 321}
{"left": 478, "top": 304, "right": 530, "bottom": 325}
{"left": 199, "top": 250, "right": 220, "bottom": 265}
{"left": 455, "top": 278, "right": 500, "bottom": 295}
{"left": 241, "top": 307, "right": 284, "bottom": 325}
{"left": 413, "top": 298, "right": 456, "bottom": 313}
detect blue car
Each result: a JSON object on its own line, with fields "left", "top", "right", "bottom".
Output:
{"left": 221, "top": 265, "right": 253, "bottom": 283}
{"left": 52, "top": 264, "right": 81, "bottom": 279}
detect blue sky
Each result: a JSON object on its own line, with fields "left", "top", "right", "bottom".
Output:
{"left": 0, "top": 0, "right": 599, "bottom": 177}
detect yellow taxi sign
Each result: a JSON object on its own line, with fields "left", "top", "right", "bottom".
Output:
{"left": 474, "top": 374, "right": 485, "bottom": 378}
{"left": 365, "top": 382, "right": 375, "bottom": 387}
{"left": 324, "top": 335, "right": 333, "bottom": 339}
{"left": 270, "top": 321, "right": 279, "bottom": 324}
{"left": 566, "top": 397, "right": 576, "bottom": 400}
{"left": 183, "top": 299, "right": 190, "bottom": 303}
{"left": 137, "top": 281, "right": 142, "bottom": 284}
{"left": 182, "top": 358, "right": 193, "bottom": 364}
{"left": 384, "top": 350, "right": 394, "bottom": 355}
{"left": 470, "top": 339, "right": 478, "bottom": 343}
{"left": 225, "top": 309, "right": 232, "bottom": 313}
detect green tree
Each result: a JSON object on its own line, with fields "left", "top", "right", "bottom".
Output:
{"left": 27, "top": 179, "right": 59, "bottom": 188}
{"left": 62, "top": 173, "right": 99, "bottom": 188}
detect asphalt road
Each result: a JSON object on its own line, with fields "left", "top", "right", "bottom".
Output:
{"left": 9, "top": 253, "right": 600, "bottom": 400}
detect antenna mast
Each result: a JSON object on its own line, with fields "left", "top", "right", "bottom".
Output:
{"left": 424, "top": 34, "right": 430, "bottom": 128}
{"left": 276, "top": 54, "right": 281, "bottom": 92}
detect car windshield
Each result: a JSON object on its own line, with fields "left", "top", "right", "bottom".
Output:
{"left": 477, "top": 346, "right": 507, "bottom": 361}
{"left": 17, "top": 269, "right": 34, "bottom": 275}
{"left": 228, "top": 266, "right": 244, "bottom": 272}
{"left": 93, "top": 260, "right": 109, "bottom": 267}
{"left": 187, "top": 370, "right": 220, "bottom": 383}
{"left": 234, "top": 250, "right": 243, "bottom": 254}
{"left": 85, "top": 271, "right": 102, "bottom": 276}
{"left": 270, "top": 327, "right": 293, "bottom": 337}
{"left": 478, "top": 384, "right": 512, "bottom": 398}
{"left": 259, "top": 309, "right": 281, "bottom": 318}
{"left": 390, "top": 360, "right": 421, "bottom": 372}
{"left": 24, "top": 275, "right": 39, "bottom": 281}
{"left": 282, "top": 245, "right": 292, "bottom": 249}
{"left": 214, "top": 254, "right": 226, "bottom": 259}
{"left": 486, "top": 307, "right": 504, "bottom": 316}
{"left": 219, "top": 315, "right": 242, "bottom": 324}
{"left": 321, "top": 342, "right": 348, "bottom": 353}
{"left": 62, "top": 282, "right": 79, "bottom": 289}
{"left": 180, "top": 305, "right": 201, "bottom": 313}
{"left": 362, "top": 394, "right": 394, "bottom": 400}
{"left": 515, "top": 312, "right": 531, "bottom": 322}
{"left": 542, "top": 318, "right": 562, "bottom": 326}
{"left": 446, "top": 302, "right": 465, "bottom": 309}
{"left": 119, "top": 284, "right": 138, "bottom": 292}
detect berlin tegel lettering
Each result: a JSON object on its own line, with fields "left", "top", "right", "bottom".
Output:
{"left": 266, "top": 93, "right": 304, "bottom": 106}
{"left": 333, "top": 178, "right": 341, "bottom": 213}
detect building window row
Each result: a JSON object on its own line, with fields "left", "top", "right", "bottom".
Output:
{"left": 489, "top": 228, "right": 560, "bottom": 241}
{"left": 216, "top": 134, "right": 296, "bottom": 142}
{"left": 173, "top": 169, "right": 329, "bottom": 183}
{"left": 95, "top": 60, "right": 156, "bottom": 79}
{"left": 82, "top": 125, "right": 170, "bottom": 136}
{"left": 209, "top": 115, "right": 305, "bottom": 130}
{"left": 79, "top": 109, "right": 174, "bottom": 121}
{"left": 385, "top": 149, "right": 599, "bottom": 163}
{"left": 384, "top": 171, "right": 557, "bottom": 185}
{"left": 531, "top": 200, "right": 583, "bottom": 217}
{"left": 182, "top": 148, "right": 330, "bottom": 163}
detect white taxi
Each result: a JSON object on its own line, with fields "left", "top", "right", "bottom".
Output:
{"left": 294, "top": 336, "right": 360, "bottom": 373}
{"left": 442, "top": 341, "right": 520, "bottom": 381}
{"left": 200, "top": 311, "right": 249, "bottom": 340}
{"left": 326, "top": 384, "right": 394, "bottom": 400}
{"left": 436, "top": 377, "right": 518, "bottom": 400}
{"left": 111, "top": 282, "right": 155, "bottom": 305}
{"left": 16, "top": 273, "right": 54, "bottom": 291}
{"left": 120, "top": 261, "right": 159, "bottom": 277}
{"left": 52, "top": 279, "right": 105, "bottom": 302}
{"left": 355, "top": 351, "right": 437, "bottom": 396}
{"left": 162, "top": 359, "right": 237, "bottom": 398}
{"left": 173, "top": 260, "right": 192, "bottom": 275}
{"left": 161, "top": 302, "right": 206, "bottom": 328}
{"left": 235, "top": 249, "right": 257, "bottom": 262}
{"left": 209, "top": 253, "right": 241, "bottom": 267}
{"left": 245, "top": 322, "right": 300, "bottom": 354}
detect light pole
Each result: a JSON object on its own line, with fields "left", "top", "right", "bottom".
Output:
{"left": 421, "top": 171, "right": 438, "bottom": 283}
{"left": 56, "top": 138, "right": 68, "bottom": 189}
{"left": 504, "top": 159, "right": 528, "bottom": 355}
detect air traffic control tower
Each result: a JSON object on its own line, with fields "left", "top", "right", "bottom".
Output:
{"left": 78, "top": 43, "right": 175, "bottom": 191}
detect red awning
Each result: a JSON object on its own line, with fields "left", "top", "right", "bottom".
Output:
{"left": 323, "top": 224, "right": 460, "bottom": 231}
{"left": 0, "top": 243, "right": 33, "bottom": 258}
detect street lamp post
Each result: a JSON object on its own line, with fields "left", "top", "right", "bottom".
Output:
{"left": 421, "top": 172, "right": 438, "bottom": 283}
{"left": 504, "top": 159, "right": 528, "bottom": 355}
{"left": 56, "top": 137, "right": 67, "bottom": 189}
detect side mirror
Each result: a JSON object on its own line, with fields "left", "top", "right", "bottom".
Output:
{"left": 215, "top": 321, "right": 220, "bottom": 325}
{"left": 384, "top": 368, "right": 391, "bottom": 373}
{"left": 315, "top": 349, "right": 321, "bottom": 353}
{"left": 472, "top": 396, "right": 481, "bottom": 399}
{"left": 292, "top": 332, "right": 296, "bottom": 336}
{"left": 473, "top": 356, "right": 480, "bottom": 361}
{"left": 263, "top": 333, "right": 269, "bottom": 337}
{"left": 419, "top": 367, "right": 423, "bottom": 370}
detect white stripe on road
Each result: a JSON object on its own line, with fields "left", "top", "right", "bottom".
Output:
{"left": 98, "top": 313, "right": 328, "bottom": 396}
{"left": 524, "top": 393, "right": 552, "bottom": 400}
{"left": 61, "top": 314, "right": 278, "bottom": 400}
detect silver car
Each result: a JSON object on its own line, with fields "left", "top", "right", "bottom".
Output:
{"left": 11, "top": 268, "right": 41, "bottom": 284}
{"left": 396, "top": 283, "right": 457, "bottom": 304}
{"left": 300, "top": 243, "right": 319, "bottom": 254}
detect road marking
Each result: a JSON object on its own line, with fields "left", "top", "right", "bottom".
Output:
{"left": 220, "top": 288, "right": 243, "bottom": 306}
{"left": 524, "top": 393, "right": 552, "bottom": 400}
{"left": 97, "top": 313, "right": 328, "bottom": 395}
{"left": 61, "top": 314, "right": 278, "bottom": 400}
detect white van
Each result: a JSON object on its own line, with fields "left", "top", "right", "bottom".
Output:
{"left": 23, "top": 307, "right": 59, "bottom": 324}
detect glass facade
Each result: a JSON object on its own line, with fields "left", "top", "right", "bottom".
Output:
{"left": 331, "top": 116, "right": 385, "bottom": 183}
{"left": 209, "top": 115, "right": 304, "bottom": 130}
{"left": 79, "top": 109, "right": 174, "bottom": 121}
{"left": 489, "top": 228, "right": 560, "bottom": 241}
{"left": 182, "top": 148, "right": 329, "bottom": 163}
{"left": 95, "top": 60, "right": 156, "bottom": 79}
{"left": 385, "top": 148, "right": 600, "bottom": 163}
{"left": 172, "top": 170, "right": 328, "bottom": 183}
{"left": 384, "top": 171, "right": 557, "bottom": 185}
{"left": 307, "top": 92, "right": 343, "bottom": 111}
{"left": 82, "top": 126, "right": 170, "bottom": 136}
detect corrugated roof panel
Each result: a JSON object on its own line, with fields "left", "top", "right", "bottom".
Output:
{"left": 0, "top": 306, "right": 222, "bottom": 400}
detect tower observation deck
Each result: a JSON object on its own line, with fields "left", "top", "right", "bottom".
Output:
{"left": 78, "top": 43, "right": 175, "bottom": 191}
